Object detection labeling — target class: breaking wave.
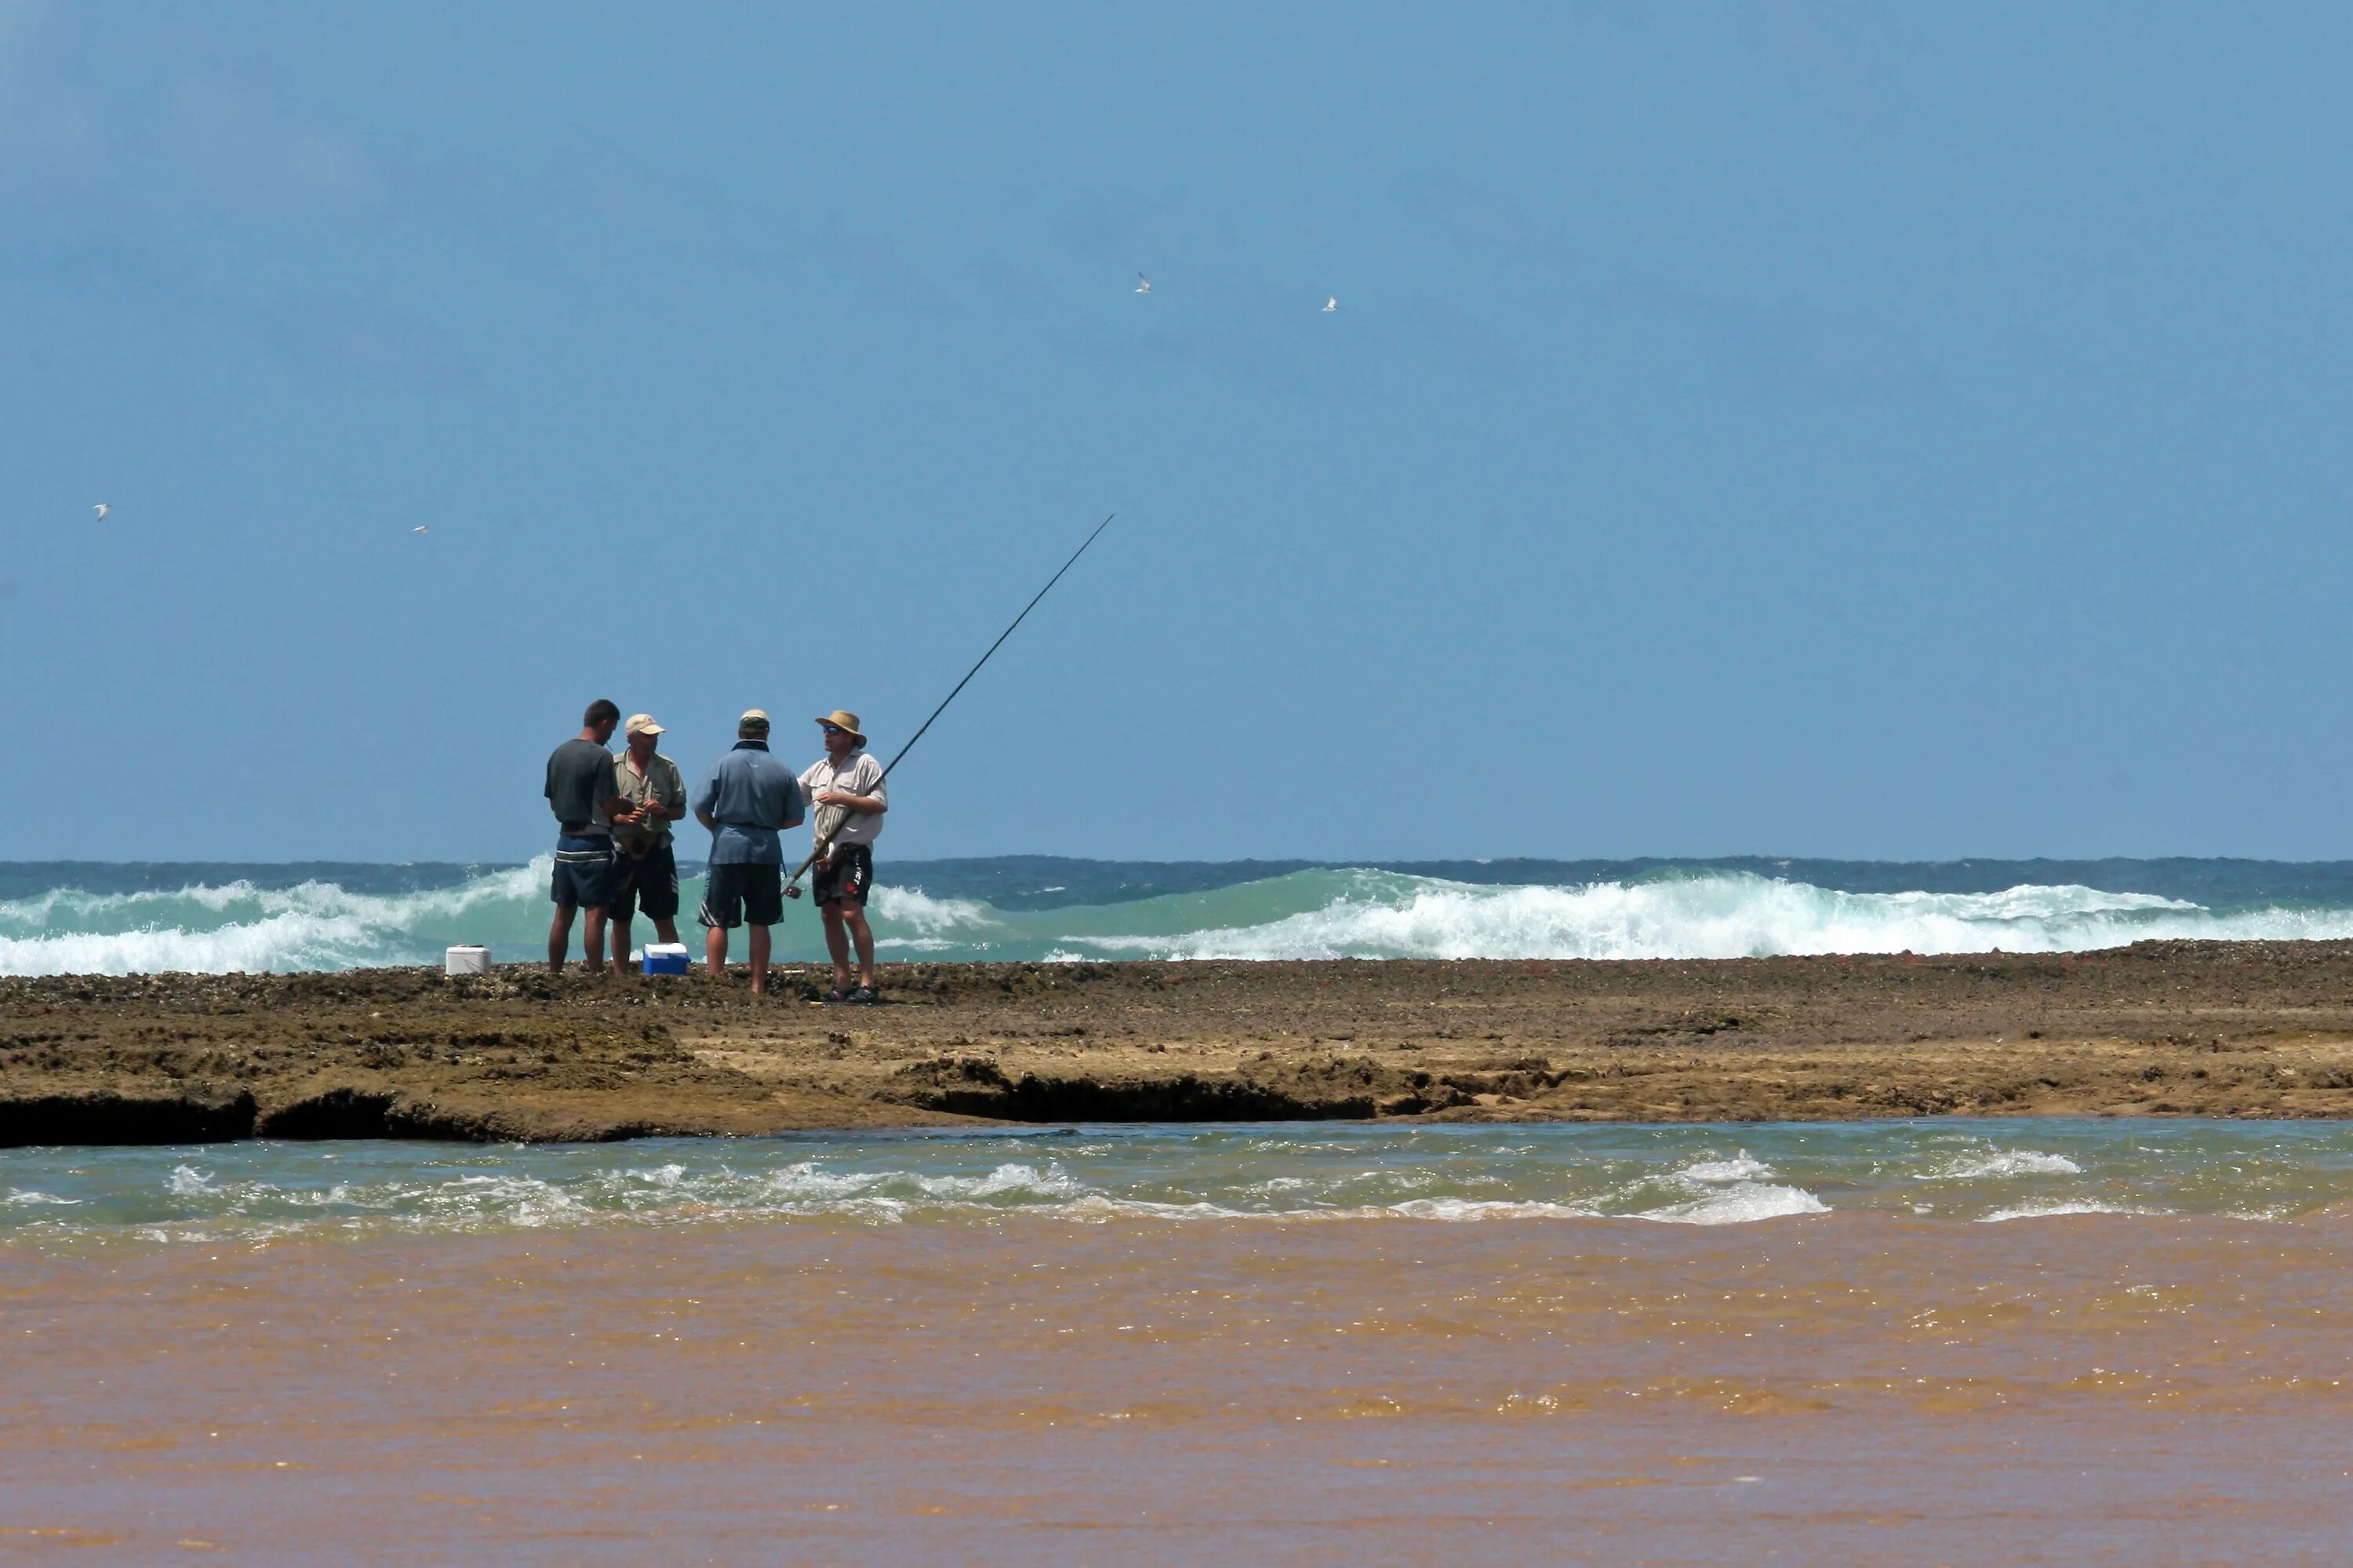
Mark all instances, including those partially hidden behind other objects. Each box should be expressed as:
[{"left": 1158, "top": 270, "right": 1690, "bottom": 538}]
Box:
[
  {"left": 6, "top": 862, "right": 2353, "bottom": 975},
  {"left": 1063, "top": 871, "right": 2353, "bottom": 962}
]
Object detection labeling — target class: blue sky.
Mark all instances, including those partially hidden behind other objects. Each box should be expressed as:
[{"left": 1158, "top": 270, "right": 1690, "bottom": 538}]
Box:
[{"left": 6, "top": 3, "right": 2351, "bottom": 862}]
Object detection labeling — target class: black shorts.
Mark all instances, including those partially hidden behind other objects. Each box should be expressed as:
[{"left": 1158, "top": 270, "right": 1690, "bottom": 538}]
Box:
[
  {"left": 550, "top": 835, "right": 616, "bottom": 909},
  {"left": 609, "top": 841, "right": 679, "bottom": 922},
  {"left": 813, "top": 843, "right": 874, "bottom": 908},
  {"left": 699, "top": 862, "right": 783, "bottom": 930}
]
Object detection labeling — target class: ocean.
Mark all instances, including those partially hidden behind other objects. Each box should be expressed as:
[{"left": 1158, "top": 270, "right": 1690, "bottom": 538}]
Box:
[{"left": 9, "top": 854, "right": 2353, "bottom": 974}]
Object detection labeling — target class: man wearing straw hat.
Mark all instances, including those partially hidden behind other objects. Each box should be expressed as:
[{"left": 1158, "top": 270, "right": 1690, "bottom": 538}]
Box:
[{"left": 799, "top": 709, "right": 889, "bottom": 1003}]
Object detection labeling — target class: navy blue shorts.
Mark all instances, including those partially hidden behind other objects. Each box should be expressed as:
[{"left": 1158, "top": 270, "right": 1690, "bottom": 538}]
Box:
[
  {"left": 551, "top": 835, "right": 617, "bottom": 910},
  {"left": 812, "top": 843, "right": 874, "bottom": 908},
  {"left": 699, "top": 862, "right": 783, "bottom": 930},
  {"left": 609, "top": 841, "right": 679, "bottom": 922}
]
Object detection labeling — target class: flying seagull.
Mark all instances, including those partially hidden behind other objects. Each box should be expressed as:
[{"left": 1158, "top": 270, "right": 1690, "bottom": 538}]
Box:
[
  {"left": 1135, "top": 272, "right": 1151, "bottom": 294},
  {"left": 1322, "top": 297, "right": 1338, "bottom": 313},
  {"left": 93, "top": 503, "right": 109, "bottom": 521}
]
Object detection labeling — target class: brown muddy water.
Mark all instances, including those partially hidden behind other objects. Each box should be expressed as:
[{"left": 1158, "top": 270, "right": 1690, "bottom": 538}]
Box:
[{"left": 5, "top": 1124, "right": 2352, "bottom": 1563}]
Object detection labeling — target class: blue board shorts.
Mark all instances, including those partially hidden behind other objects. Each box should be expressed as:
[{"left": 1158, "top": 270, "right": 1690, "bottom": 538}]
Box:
[{"left": 551, "top": 834, "right": 617, "bottom": 909}]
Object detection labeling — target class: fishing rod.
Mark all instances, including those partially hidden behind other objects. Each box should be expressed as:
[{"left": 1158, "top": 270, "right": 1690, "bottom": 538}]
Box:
[{"left": 784, "top": 511, "right": 1120, "bottom": 899}]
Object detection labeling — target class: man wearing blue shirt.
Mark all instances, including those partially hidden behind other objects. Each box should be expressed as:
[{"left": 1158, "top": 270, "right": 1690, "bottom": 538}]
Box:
[{"left": 691, "top": 709, "right": 806, "bottom": 995}]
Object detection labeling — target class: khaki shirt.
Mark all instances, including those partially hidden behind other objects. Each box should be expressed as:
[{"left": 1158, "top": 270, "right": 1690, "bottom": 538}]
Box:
[
  {"left": 798, "top": 750, "right": 887, "bottom": 849},
  {"left": 613, "top": 751, "right": 686, "bottom": 850}
]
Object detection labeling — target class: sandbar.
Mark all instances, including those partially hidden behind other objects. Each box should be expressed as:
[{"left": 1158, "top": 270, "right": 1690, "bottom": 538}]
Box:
[{"left": 9, "top": 941, "right": 2353, "bottom": 1144}]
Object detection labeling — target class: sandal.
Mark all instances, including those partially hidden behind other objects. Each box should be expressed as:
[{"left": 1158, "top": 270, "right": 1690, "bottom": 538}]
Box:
[
  {"left": 818, "top": 986, "right": 856, "bottom": 1005},
  {"left": 846, "top": 985, "right": 881, "bottom": 1006}
]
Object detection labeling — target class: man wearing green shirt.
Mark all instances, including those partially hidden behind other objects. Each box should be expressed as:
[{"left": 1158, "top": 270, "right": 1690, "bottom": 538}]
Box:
[{"left": 609, "top": 712, "right": 688, "bottom": 973}]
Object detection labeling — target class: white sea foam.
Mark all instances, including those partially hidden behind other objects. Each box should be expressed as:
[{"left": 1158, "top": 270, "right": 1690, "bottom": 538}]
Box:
[
  {"left": 1073, "top": 873, "right": 2353, "bottom": 962},
  {"left": 1377, "top": 1198, "right": 1596, "bottom": 1221},
  {"left": 416, "top": 1173, "right": 587, "bottom": 1228},
  {"left": 1631, "top": 1182, "right": 1830, "bottom": 1224},
  {"left": 1915, "top": 1150, "right": 2085, "bottom": 1181},
  {"left": 10, "top": 863, "right": 2353, "bottom": 973},
  {"left": 1678, "top": 1154, "right": 1774, "bottom": 1183},
  {"left": 760, "top": 1161, "right": 887, "bottom": 1201},
  {"left": 165, "top": 1164, "right": 215, "bottom": 1197},
  {"left": 868, "top": 886, "right": 998, "bottom": 935},
  {"left": 916, "top": 1162, "right": 1084, "bottom": 1200},
  {"left": 26, "top": 1160, "right": 1837, "bottom": 1237},
  {"left": 0, "top": 863, "right": 547, "bottom": 976},
  {"left": 1978, "top": 1199, "right": 2158, "bottom": 1223}
]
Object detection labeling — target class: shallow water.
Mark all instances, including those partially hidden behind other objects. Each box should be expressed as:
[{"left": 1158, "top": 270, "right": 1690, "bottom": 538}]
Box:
[
  {"left": 6, "top": 1123, "right": 2353, "bottom": 1561},
  {"left": 9, "top": 1119, "right": 2353, "bottom": 1242}
]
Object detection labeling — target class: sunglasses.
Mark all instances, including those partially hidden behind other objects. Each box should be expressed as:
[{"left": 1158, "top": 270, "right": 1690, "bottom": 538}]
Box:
[{"left": 821, "top": 724, "right": 847, "bottom": 735}]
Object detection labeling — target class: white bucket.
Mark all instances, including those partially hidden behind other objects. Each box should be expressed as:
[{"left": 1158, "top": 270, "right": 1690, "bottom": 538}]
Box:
[{"left": 445, "top": 944, "right": 492, "bottom": 976}]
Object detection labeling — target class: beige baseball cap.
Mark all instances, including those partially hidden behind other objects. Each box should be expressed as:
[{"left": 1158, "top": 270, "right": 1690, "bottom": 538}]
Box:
[
  {"left": 624, "top": 713, "right": 664, "bottom": 737},
  {"left": 739, "top": 708, "right": 771, "bottom": 731}
]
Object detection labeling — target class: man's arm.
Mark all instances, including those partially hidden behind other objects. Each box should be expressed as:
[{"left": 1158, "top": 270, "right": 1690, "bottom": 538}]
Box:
[
  {"left": 591, "top": 755, "right": 628, "bottom": 823},
  {"left": 811, "top": 758, "right": 886, "bottom": 814},
  {"left": 654, "top": 762, "right": 688, "bottom": 822},
  {"left": 780, "top": 775, "right": 807, "bottom": 830},
  {"left": 812, "top": 765, "right": 886, "bottom": 815}
]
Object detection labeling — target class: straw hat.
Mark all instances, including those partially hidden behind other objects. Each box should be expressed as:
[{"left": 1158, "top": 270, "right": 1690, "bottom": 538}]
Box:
[{"left": 814, "top": 709, "right": 865, "bottom": 744}]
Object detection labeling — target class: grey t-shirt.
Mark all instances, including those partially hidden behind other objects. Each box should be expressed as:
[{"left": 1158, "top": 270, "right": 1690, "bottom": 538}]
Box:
[{"left": 544, "top": 738, "right": 620, "bottom": 835}]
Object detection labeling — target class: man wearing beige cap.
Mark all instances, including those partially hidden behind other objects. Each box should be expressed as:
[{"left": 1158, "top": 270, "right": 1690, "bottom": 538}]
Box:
[
  {"left": 608, "top": 714, "right": 688, "bottom": 973},
  {"left": 798, "top": 709, "right": 888, "bottom": 1003},
  {"left": 689, "top": 709, "right": 806, "bottom": 995}
]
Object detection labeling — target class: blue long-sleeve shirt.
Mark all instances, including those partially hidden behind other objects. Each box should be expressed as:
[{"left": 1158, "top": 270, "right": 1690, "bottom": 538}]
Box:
[{"left": 692, "top": 740, "right": 806, "bottom": 865}]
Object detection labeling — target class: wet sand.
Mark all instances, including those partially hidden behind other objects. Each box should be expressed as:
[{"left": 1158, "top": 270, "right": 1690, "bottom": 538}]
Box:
[
  {"left": 12, "top": 940, "right": 2353, "bottom": 1144},
  {"left": 6, "top": 1214, "right": 2351, "bottom": 1563}
]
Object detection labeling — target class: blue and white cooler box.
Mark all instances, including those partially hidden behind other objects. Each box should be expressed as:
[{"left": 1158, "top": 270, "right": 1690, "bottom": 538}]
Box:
[{"left": 641, "top": 942, "right": 691, "bottom": 976}]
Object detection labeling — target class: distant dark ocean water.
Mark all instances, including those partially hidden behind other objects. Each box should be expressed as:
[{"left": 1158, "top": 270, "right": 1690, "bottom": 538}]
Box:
[{"left": 6, "top": 857, "right": 2353, "bottom": 975}]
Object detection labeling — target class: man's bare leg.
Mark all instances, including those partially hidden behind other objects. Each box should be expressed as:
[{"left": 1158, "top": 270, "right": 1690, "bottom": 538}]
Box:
[
  {"left": 582, "top": 908, "right": 609, "bottom": 975},
  {"left": 821, "top": 905, "right": 852, "bottom": 994},
  {"left": 842, "top": 904, "right": 878, "bottom": 991},
  {"left": 705, "top": 925, "right": 728, "bottom": 975},
  {"left": 653, "top": 917, "right": 682, "bottom": 947},
  {"left": 609, "top": 915, "right": 634, "bottom": 974},
  {"left": 748, "top": 925, "right": 771, "bottom": 995},
  {"left": 547, "top": 904, "right": 577, "bottom": 973}
]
